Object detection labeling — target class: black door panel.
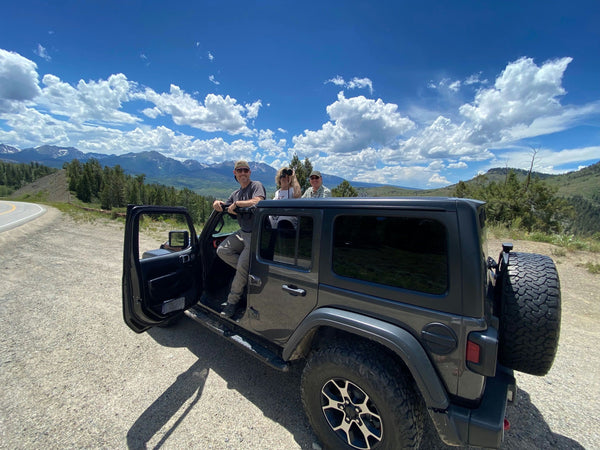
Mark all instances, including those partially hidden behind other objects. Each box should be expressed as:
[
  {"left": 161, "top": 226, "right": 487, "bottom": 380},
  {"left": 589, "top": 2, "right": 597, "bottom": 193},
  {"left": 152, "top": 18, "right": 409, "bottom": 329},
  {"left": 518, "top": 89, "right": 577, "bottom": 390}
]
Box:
[{"left": 122, "top": 205, "right": 201, "bottom": 332}]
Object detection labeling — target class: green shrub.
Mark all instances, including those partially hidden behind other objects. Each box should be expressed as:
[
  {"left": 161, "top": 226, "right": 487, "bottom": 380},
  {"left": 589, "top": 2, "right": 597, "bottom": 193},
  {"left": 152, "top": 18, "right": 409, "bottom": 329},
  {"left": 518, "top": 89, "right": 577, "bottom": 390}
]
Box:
[{"left": 582, "top": 262, "right": 600, "bottom": 274}]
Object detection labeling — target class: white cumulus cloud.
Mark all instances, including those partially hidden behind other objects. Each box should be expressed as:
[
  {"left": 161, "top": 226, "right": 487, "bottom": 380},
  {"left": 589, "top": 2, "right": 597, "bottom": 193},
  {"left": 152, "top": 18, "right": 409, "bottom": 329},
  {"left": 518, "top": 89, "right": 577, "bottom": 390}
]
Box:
[
  {"left": 292, "top": 91, "right": 414, "bottom": 155},
  {"left": 139, "top": 85, "right": 257, "bottom": 136},
  {"left": 257, "top": 129, "right": 286, "bottom": 157},
  {"left": 38, "top": 73, "right": 141, "bottom": 125},
  {"left": 0, "top": 49, "right": 42, "bottom": 110},
  {"left": 459, "top": 57, "right": 573, "bottom": 143}
]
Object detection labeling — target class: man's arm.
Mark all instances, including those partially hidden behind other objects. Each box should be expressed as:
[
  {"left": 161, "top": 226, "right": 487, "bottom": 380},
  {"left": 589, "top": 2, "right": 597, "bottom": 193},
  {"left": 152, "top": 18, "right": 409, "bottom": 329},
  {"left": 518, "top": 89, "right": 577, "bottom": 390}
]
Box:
[
  {"left": 228, "top": 181, "right": 265, "bottom": 213},
  {"left": 233, "top": 196, "right": 263, "bottom": 208}
]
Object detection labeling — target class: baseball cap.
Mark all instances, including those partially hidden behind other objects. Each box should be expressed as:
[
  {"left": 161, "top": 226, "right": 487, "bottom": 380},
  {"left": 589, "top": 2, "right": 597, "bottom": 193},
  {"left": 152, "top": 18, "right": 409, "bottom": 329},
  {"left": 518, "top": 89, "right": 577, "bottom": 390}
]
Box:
[
  {"left": 309, "top": 170, "right": 321, "bottom": 177},
  {"left": 234, "top": 160, "right": 250, "bottom": 170}
]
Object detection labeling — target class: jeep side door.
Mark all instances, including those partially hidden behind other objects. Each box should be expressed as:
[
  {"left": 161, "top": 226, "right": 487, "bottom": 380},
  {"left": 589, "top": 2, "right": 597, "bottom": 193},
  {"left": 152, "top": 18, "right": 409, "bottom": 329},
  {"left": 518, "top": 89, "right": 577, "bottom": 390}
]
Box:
[
  {"left": 244, "top": 208, "right": 319, "bottom": 345},
  {"left": 122, "top": 205, "right": 201, "bottom": 333}
]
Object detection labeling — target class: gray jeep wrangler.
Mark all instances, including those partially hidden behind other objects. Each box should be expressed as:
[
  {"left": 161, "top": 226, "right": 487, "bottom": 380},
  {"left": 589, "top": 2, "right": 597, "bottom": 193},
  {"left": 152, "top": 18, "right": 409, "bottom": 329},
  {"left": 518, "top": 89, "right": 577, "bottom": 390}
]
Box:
[{"left": 122, "top": 197, "right": 561, "bottom": 449}]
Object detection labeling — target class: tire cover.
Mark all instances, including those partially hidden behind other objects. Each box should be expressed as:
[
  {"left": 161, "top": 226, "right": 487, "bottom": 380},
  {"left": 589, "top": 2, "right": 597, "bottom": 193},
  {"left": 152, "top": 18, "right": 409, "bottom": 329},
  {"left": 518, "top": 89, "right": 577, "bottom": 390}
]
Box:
[{"left": 498, "top": 252, "right": 561, "bottom": 376}]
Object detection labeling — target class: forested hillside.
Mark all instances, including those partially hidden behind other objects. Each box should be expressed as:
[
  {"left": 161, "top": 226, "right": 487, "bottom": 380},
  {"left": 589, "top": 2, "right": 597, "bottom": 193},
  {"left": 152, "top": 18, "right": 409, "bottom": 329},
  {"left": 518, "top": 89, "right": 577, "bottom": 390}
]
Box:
[
  {"left": 0, "top": 161, "right": 57, "bottom": 197},
  {"left": 61, "top": 159, "right": 216, "bottom": 224},
  {"left": 360, "top": 162, "right": 600, "bottom": 236}
]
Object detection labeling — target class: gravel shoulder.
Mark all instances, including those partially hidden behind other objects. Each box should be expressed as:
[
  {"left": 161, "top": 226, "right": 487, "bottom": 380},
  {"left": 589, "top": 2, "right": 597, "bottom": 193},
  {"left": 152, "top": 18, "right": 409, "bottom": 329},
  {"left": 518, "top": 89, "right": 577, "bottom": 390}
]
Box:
[{"left": 0, "top": 207, "right": 598, "bottom": 449}]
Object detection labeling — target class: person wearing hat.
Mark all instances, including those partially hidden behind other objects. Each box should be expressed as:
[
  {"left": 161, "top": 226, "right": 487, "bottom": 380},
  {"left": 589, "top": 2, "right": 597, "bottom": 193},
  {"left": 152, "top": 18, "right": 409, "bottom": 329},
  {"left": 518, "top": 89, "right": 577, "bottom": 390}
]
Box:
[
  {"left": 212, "top": 160, "right": 266, "bottom": 318},
  {"left": 302, "top": 170, "right": 331, "bottom": 198}
]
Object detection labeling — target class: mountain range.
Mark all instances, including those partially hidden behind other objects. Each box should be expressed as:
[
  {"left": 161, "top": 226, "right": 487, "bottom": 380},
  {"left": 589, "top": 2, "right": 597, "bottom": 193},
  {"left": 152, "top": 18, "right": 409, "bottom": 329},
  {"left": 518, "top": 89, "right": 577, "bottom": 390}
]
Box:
[
  {"left": 0, "top": 143, "right": 387, "bottom": 196},
  {"left": 3, "top": 143, "right": 598, "bottom": 201}
]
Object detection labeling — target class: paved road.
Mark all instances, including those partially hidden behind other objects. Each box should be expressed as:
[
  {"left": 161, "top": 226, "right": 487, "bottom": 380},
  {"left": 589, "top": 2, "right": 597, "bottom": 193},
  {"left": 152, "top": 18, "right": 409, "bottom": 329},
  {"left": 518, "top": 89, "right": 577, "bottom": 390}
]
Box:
[
  {"left": 0, "top": 200, "right": 46, "bottom": 232},
  {"left": 0, "top": 207, "right": 594, "bottom": 449}
]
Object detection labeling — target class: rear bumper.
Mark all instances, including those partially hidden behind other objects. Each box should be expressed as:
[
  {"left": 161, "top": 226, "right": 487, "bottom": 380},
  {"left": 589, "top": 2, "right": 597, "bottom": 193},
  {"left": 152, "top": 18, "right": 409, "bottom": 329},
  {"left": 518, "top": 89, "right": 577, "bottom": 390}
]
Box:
[{"left": 429, "top": 366, "right": 516, "bottom": 448}]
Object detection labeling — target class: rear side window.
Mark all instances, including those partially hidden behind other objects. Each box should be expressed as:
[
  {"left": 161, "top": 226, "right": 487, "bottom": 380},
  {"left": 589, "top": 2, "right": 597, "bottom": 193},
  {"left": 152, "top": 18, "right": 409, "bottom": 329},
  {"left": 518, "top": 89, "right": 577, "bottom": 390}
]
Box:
[
  {"left": 332, "top": 215, "right": 448, "bottom": 294},
  {"left": 259, "top": 215, "right": 313, "bottom": 269}
]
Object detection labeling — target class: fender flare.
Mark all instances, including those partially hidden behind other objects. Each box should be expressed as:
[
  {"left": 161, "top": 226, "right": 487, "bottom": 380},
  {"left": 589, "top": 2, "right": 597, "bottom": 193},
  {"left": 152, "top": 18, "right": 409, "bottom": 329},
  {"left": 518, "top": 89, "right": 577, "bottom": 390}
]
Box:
[{"left": 283, "top": 307, "right": 450, "bottom": 410}]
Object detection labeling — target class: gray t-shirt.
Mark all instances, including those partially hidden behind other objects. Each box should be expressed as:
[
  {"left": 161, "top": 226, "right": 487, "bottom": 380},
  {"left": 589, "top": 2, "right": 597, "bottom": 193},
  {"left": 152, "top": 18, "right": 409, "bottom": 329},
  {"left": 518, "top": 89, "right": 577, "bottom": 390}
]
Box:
[{"left": 226, "top": 180, "right": 266, "bottom": 232}]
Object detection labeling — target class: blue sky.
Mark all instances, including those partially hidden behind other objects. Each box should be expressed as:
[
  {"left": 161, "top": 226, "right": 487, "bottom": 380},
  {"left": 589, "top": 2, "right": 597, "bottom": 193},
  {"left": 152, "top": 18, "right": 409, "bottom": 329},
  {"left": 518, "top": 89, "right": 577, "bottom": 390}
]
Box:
[{"left": 1, "top": 1, "right": 599, "bottom": 188}]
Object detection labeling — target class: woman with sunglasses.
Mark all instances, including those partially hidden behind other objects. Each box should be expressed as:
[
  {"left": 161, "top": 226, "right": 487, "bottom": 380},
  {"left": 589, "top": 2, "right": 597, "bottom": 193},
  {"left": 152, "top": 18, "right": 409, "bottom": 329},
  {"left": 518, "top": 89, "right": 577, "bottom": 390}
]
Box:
[
  {"left": 269, "top": 167, "right": 301, "bottom": 230},
  {"left": 274, "top": 167, "right": 301, "bottom": 200}
]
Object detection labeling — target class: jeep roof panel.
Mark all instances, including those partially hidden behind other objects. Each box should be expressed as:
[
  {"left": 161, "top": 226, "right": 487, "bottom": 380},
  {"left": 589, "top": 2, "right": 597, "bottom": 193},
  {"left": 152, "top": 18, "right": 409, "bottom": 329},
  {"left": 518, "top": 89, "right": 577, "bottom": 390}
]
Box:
[{"left": 258, "top": 196, "right": 484, "bottom": 211}]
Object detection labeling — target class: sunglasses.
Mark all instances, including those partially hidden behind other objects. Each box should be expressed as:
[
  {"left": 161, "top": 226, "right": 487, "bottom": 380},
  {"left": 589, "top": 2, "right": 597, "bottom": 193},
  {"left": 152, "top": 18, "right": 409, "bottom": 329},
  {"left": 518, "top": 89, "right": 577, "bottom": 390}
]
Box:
[
  {"left": 235, "top": 168, "right": 250, "bottom": 173},
  {"left": 310, "top": 176, "right": 320, "bottom": 180}
]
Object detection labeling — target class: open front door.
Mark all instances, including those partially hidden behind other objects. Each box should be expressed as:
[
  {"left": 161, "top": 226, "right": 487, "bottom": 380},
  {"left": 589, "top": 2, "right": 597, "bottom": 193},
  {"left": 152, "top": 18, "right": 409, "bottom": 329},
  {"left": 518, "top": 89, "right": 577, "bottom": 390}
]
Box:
[{"left": 122, "top": 205, "right": 201, "bottom": 333}]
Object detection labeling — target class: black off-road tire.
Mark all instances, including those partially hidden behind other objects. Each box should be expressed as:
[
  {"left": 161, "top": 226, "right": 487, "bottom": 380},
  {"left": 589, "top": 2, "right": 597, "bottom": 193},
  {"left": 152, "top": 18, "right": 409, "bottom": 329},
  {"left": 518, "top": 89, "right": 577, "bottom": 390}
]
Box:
[
  {"left": 498, "top": 252, "right": 561, "bottom": 375},
  {"left": 301, "top": 343, "right": 424, "bottom": 449}
]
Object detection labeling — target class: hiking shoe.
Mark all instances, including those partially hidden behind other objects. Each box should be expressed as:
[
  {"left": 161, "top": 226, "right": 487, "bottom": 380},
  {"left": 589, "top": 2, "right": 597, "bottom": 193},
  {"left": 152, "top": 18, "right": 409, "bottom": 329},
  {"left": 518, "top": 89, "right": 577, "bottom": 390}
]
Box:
[{"left": 220, "top": 302, "right": 237, "bottom": 318}]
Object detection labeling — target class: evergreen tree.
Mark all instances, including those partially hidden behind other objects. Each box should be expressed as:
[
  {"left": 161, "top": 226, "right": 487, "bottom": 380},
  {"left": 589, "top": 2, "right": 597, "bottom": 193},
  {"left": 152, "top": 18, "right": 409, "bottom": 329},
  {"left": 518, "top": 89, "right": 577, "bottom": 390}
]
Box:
[
  {"left": 452, "top": 170, "right": 572, "bottom": 233},
  {"left": 454, "top": 181, "right": 468, "bottom": 198},
  {"left": 332, "top": 180, "right": 358, "bottom": 197},
  {"left": 76, "top": 171, "right": 92, "bottom": 203},
  {"left": 64, "top": 160, "right": 83, "bottom": 192},
  {"left": 290, "top": 153, "right": 313, "bottom": 193},
  {"left": 126, "top": 178, "right": 140, "bottom": 205},
  {"left": 0, "top": 161, "right": 56, "bottom": 192}
]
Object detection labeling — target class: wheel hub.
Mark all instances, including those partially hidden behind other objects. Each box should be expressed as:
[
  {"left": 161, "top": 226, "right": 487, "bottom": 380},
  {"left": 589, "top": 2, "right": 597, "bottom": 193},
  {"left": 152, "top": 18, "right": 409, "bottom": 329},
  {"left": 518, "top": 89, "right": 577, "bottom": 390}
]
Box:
[
  {"left": 341, "top": 399, "right": 361, "bottom": 422},
  {"left": 321, "top": 378, "right": 382, "bottom": 449}
]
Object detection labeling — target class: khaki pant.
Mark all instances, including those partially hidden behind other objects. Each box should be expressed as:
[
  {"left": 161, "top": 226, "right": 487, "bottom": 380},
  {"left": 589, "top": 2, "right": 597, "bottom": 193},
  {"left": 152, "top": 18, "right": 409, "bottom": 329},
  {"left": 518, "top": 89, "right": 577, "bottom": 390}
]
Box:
[{"left": 216, "top": 230, "right": 251, "bottom": 305}]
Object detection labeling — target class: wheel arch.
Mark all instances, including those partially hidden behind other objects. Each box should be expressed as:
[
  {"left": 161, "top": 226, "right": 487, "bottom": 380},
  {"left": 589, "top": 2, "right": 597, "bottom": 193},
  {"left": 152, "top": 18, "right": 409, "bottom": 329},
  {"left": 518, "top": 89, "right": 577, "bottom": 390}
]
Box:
[{"left": 283, "top": 307, "right": 450, "bottom": 410}]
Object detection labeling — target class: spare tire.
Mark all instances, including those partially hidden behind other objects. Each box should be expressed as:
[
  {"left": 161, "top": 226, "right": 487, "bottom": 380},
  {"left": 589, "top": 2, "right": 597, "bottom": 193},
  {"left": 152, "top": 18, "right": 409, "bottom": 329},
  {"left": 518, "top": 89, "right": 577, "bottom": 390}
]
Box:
[{"left": 498, "top": 252, "right": 561, "bottom": 376}]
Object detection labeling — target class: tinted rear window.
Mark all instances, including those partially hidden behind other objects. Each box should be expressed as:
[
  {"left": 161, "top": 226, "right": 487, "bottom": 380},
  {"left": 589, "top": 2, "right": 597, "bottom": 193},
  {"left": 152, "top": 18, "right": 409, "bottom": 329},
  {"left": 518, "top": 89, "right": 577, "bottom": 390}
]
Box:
[{"left": 332, "top": 215, "right": 448, "bottom": 294}]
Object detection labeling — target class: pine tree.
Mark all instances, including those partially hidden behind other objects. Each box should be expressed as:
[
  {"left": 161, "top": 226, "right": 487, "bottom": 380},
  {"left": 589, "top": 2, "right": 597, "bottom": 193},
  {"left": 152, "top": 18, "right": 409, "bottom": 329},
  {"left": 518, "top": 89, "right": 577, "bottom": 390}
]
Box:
[
  {"left": 290, "top": 153, "right": 313, "bottom": 193},
  {"left": 332, "top": 180, "right": 358, "bottom": 197}
]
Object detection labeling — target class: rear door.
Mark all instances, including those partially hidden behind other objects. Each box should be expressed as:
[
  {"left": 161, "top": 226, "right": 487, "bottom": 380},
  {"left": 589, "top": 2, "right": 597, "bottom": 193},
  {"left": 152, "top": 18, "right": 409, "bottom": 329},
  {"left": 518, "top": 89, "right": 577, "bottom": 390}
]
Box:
[
  {"left": 245, "top": 209, "right": 320, "bottom": 345},
  {"left": 122, "top": 205, "right": 201, "bottom": 332}
]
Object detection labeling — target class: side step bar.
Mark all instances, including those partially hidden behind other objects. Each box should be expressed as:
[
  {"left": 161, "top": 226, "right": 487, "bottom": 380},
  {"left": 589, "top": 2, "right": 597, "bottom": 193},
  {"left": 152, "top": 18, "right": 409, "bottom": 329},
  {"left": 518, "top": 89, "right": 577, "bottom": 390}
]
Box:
[{"left": 184, "top": 306, "right": 289, "bottom": 372}]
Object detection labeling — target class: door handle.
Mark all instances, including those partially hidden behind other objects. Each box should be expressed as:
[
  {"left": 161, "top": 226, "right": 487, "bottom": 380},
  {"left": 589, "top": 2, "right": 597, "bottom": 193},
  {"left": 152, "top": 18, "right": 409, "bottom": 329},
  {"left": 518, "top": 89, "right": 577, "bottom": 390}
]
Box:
[
  {"left": 249, "top": 274, "right": 262, "bottom": 287},
  {"left": 282, "top": 284, "right": 306, "bottom": 297}
]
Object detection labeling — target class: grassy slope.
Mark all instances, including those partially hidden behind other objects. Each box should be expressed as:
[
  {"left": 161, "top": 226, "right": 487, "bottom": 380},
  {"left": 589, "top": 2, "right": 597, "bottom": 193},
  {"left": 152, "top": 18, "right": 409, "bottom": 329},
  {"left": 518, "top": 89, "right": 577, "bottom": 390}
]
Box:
[
  {"left": 7, "top": 169, "right": 71, "bottom": 203},
  {"left": 359, "top": 161, "right": 600, "bottom": 200}
]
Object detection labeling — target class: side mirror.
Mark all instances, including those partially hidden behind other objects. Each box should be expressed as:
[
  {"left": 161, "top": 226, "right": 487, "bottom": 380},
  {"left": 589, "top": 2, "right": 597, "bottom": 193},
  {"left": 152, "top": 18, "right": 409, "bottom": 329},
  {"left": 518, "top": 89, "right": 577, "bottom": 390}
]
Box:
[{"left": 169, "top": 230, "right": 189, "bottom": 249}]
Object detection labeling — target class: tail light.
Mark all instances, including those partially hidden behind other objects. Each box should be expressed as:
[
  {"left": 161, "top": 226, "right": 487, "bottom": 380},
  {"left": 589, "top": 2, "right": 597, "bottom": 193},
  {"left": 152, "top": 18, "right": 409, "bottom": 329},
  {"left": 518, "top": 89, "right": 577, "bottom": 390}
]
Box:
[
  {"left": 467, "top": 340, "right": 481, "bottom": 364},
  {"left": 466, "top": 328, "right": 498, "bottom": 376}
]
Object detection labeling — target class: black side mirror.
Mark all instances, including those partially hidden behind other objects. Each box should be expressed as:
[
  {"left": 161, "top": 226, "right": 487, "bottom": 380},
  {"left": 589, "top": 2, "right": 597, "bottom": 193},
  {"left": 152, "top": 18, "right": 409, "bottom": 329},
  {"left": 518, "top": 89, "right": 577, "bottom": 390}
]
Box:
[{"left": 169, "top": 230, "right": 189, "bottom": 249}]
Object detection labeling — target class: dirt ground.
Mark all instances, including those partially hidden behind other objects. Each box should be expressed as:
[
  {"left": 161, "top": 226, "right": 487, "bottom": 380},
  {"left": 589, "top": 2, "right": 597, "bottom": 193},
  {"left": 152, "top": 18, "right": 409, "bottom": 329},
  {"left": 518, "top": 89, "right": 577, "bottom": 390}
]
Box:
[
  {"left": 0, "top": 206, "right": 598, "bottom": 449},
  {"left": 486, "top": 237, "right": 599, "bottom": 449}
]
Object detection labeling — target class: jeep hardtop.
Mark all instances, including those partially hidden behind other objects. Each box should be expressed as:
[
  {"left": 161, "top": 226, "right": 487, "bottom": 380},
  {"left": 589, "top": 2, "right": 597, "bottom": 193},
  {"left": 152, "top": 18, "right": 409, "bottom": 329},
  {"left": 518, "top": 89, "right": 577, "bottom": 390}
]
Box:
[{"left": 122, "top": 197, "right": 561, "bottom": 449}]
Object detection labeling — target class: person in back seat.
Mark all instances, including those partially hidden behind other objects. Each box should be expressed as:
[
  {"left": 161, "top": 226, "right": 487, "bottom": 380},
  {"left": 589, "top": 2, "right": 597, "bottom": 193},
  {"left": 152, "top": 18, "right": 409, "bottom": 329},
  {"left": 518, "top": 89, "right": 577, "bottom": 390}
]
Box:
[
  {"left": 270, "top": 167, "right": 301, "bottom": 230},
  {"left": 274, "top": 167, "right": 301, "bottom": 200},
  {"left": 301, "top": 170, "right": 331, "bottom": 198}
]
